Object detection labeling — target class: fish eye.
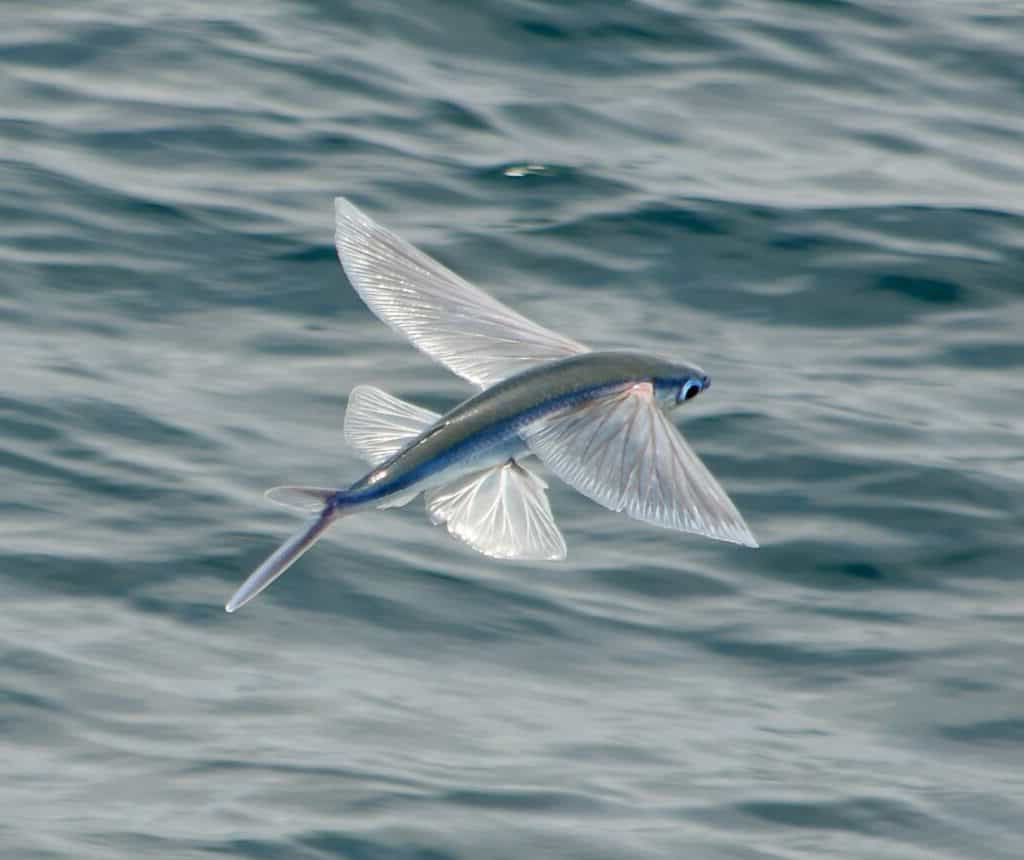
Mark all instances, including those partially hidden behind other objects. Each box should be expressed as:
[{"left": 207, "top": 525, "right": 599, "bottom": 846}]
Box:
[{"left": 678, "top": 380, "right": 702, "bottom": 403}]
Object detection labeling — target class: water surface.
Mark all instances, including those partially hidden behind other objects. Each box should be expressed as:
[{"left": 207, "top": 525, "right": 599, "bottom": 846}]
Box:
[{"left": 2, "top": 2, "right": 1023, "bottom": 858}]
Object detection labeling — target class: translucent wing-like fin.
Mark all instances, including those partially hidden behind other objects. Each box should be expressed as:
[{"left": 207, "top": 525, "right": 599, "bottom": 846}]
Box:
[
  {"left": 335, "top": 197, "right": 589, "bottom": 389},
  {"left": 522, "top": 383, "right": 758, "bottom": 547},
  {"left": 424, "top": 459, "right": 567, "bottom": 561},
  {"left": 344, "top": 385, "right": 439, "bottom": 465},
  {"left": 265, "top": 486, "right": 339, "bottom": 512}
]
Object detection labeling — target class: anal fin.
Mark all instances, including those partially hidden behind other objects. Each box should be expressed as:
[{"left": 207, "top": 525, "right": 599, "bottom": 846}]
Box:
[
  {"left": 377, "top": 488, "right": 420, "bottom": 509},
  {"left": 425, "top": 459, "right": 567, "bottom": 561}
]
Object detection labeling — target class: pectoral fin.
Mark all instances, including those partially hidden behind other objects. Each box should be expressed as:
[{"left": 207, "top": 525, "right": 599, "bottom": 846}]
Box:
[
  {"left": 425, "top": 459, "right": 567, "bottom": 561},
  {"left": 521, "top": 383, "right": 758, "bottom": 547},
  {"left": 335, "top": 197, "right": 589, "bottom": 389}
]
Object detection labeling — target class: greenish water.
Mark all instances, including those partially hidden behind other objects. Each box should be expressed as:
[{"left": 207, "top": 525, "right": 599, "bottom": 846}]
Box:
[{"left": 2, "top": 2, "right": 1023, "bottom": 858}]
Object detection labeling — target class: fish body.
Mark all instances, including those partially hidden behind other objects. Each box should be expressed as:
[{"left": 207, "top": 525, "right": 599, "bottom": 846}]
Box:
[
  {"left": 343, "top": 351, "right": 705, "bottom": 508},
  {"left": 224, "top": 198, "right": 756, "bottom": 613}
]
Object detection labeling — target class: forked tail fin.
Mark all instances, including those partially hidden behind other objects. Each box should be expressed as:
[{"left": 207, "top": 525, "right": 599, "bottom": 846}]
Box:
[{"left": 225, "top": 507, "right": 339, "bottom": 613}]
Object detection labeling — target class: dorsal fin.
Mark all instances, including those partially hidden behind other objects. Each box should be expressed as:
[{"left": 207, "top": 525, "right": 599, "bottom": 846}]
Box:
[{"left": 343, "top": 385, "right": 439, "bottom": 465}]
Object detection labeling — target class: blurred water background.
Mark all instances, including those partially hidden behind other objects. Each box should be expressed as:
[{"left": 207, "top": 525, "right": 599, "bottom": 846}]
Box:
[{"left": 2, "top": 1, "right": 1024, "bottom": 858}]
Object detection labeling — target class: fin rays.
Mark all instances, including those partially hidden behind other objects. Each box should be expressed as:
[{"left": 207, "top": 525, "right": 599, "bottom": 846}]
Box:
[
  {"left": 523, "top": 384, "right": 758, "bottom": 547},
  {"left": 426, "top": 460, "right": 566, "bottom": 561},
  {"left": 335, "top": 197, "right": 588, "bottom": 389},
  {"left": 344, "top": 384, "right": 438, "bottom": 465}
]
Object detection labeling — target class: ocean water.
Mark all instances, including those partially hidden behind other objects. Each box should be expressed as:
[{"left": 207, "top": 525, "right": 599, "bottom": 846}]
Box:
[{"left": 2, "top": 1, "right": 1023, "bottom": 857}]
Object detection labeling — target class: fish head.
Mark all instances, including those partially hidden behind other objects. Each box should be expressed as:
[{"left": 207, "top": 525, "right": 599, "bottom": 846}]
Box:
[{"left": 652, "top": 361, "right": 710, "bottom": 411}]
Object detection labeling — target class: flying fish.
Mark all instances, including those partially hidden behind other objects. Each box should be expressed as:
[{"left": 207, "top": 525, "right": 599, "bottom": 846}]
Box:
[{"left": 225, "top": 198, "right": 757, "bottom": 612}]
